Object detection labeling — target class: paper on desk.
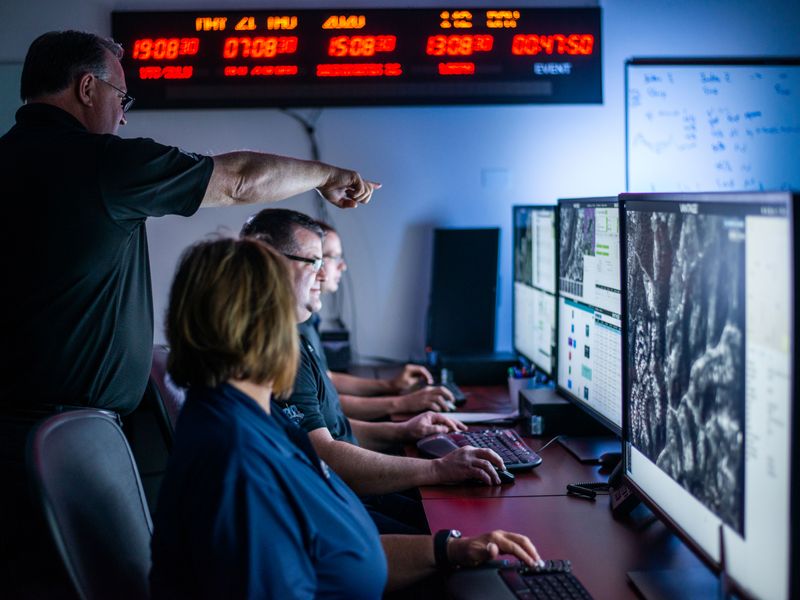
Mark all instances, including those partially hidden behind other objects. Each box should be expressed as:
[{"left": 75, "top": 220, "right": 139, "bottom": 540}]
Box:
[{"left": 449, "top": 410, "right": 519, "bottom": 424}]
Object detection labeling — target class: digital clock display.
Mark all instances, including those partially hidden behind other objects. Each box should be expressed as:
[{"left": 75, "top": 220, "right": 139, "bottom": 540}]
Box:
[{"left": 111, "top": 8, "right": 602, "bottom": 109}]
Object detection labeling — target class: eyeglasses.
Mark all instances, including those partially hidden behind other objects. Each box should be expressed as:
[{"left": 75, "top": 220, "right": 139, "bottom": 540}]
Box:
[
  {"left": 323, "top": 254, "right": 345, "bottom": 266},
  {"left": 97, "top": 78, "right": 135, "bottom": 113},
  {"left": 283, "top": 253, "right": 324, "bottom": 272}
]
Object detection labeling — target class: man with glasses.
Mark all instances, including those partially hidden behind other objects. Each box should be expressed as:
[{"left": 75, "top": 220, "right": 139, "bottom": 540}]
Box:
[
  {"left": 304, "top": 220, "right": 458, "bottom": 419},
  {"left": 241, "top": 209, "right": 508, "bottom": 534},
  {"left": 0, "top": 30, "right": 378, "bottom": 417}
]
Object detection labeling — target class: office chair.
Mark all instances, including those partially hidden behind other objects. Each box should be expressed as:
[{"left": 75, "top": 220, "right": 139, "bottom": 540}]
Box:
[
  {"left": 27, "top": 409, "right": 153, "bottom": 600},
  {"left": 150, "top": 344, "right": 186, "bottom": 431}
]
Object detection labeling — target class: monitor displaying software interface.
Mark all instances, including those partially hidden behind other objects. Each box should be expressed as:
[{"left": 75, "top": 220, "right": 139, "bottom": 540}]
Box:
[
  {"left": 513, "top": 206, "right": 557, "bottom": 376},
  {"left": 622, "top": 192, "right": 794, "bottom": 600},
  {"left": 556, "top": 198, "right": 623, "bottom": 433}
]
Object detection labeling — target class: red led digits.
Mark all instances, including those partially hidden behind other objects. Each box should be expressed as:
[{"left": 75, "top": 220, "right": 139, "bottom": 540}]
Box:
[
  {"left": 328, "top": 35, "right": 396, "bottom": 57},
  {"left": 224, "top": 65, "right": 298, "bottom": 77},
  {"left": 222, "top": 37, "right": 298, "bottom": 59},
  {"left": 425, "top": 35, "right": 493, "bottom": 56},
  {"left": 117, "top": 8, "right": 602, "bottom": 107},
  {"left": 438, "top": 62, "right": 475, "bottom": 75},
  {"left": 511, "top": 34, "right": 594, "bottom": 56},
  {"left": 316, "top": 63, "right": 402, "bottom": 77},
  {"left": 250, "top": 65, "right": 298, "bottom": 76},
  {"left": 132, "top": 38, "right": 200, "bottom": 60},
  {"left": 139, "top": 66, "right": 194, "bottom": 79}
]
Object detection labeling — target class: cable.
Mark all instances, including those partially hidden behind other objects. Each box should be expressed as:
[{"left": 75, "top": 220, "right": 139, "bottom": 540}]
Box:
[
  {"left": 343, "top": 263, "right": 358, "bottom": 360},
  {"left": 279, "top": 108, "right": 328, "bottom": 220},
  {"left": 281, "top": 108, "right": 356, "bottom": 328},
  {"left": 535, "top": 435, "right": 562, "bottom": 454}
]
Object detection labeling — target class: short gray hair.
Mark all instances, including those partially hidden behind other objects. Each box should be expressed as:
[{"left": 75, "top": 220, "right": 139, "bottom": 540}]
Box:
[{"left": 21, "top": 30, "right": 123, "bottom": 101}]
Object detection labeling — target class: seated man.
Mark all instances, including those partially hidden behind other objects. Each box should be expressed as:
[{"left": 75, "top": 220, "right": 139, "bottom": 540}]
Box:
[
  {"left": 303, "top": 220, "right": 457, "bottom": 420},
  {"left": 240, "top": 209, "right": 507, "bottom": 502}
]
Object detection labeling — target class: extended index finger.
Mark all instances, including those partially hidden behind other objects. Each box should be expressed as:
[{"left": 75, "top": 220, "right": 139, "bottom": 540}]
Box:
[{"left": 350, "top": 179, "right": 380, "bottom": 204}]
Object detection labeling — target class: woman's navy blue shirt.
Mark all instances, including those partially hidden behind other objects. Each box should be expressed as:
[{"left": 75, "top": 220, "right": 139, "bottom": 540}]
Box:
[{"left": 150, "top": 383, "right": 387, "bottom": 599}]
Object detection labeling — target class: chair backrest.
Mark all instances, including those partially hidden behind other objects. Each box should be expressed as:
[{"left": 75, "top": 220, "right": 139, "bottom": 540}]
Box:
[
  {"left": 27, "top": 409, "right": 153, "bottom": 600},
  {"left": 150, "top": 345, "right": 186, "bottom": 431}
]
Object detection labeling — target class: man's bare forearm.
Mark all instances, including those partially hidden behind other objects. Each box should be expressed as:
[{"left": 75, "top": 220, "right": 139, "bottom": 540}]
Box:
[
  {"left": 339, "top": 393, "right": 403, "bottom": 421},
  {"left": 330, "top": 371, "right": 394, "bottom": 396},
  {"left": 203, "top": 152, "right": 334, "bottom": 207},
  {"left": 311, "top": 436, "right": 439, "bottom": 496},
  {"left": 349, "top": 418, "right": 407, "bottom": 451}
]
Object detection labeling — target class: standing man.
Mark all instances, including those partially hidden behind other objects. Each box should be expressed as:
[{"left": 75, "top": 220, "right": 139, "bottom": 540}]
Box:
[
  {"left": 305, "top": 220, "right": 458, "bottom": 419},
  {"left": 0, "top": 31, "right": 378, "bottom": 415}
]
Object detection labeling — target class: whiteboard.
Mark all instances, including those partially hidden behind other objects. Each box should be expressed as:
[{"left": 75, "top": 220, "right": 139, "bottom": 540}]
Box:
[{"left": 626, "top": 60, "right": 800, "bottom": 193}]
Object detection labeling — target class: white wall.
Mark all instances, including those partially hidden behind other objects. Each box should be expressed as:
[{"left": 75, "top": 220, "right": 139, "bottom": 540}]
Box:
[{"left": 2, "top": 0, "right": 798, "bottom": 361}]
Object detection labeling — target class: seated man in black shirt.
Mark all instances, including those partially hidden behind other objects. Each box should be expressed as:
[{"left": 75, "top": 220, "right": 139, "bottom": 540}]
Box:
[
  {"left": 240, "top": 209, "right": 508, "bottom": 502},
  {"left": 300, "top": 220, "right": 458, "bottom": 420}
]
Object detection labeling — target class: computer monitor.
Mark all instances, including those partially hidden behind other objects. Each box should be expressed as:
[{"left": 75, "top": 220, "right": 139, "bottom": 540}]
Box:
[
  {"left": 556, "top": 197, "right": 623, "bottom": 435},
  {"left": 512, "top": 205, "right": 557, "bottom": 377},
  {"left": 621, "top": 191, "right": 797, "bottom": 600}
]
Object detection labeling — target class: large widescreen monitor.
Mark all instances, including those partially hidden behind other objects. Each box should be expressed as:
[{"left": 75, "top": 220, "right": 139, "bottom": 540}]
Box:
[
  {"left": 621, "top": 191, "right": 797, "bottom": 600},
  {"left": 513, "top": 205, "right": 557, "bottom": 377},
  {"left": 556, "top": 197, "right": 622, "bottom": 435},
  {"left": 626, "top": 58, "right": 800, "bottom": 193}
]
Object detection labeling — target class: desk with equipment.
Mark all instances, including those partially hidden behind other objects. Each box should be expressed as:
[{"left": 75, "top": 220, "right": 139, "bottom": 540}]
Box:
[
  {"left": 404, "top": 191, "right": 798, "bottom": 600},
  {"left": 409, "top": 383, "right": 708, "bottom": 600}
]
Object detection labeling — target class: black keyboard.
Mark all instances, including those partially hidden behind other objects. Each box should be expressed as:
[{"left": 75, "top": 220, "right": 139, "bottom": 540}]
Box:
[
  {"left": 501, "top": 560, "right": 593, "bottom": 600},
  {"left": 417, "top": 428, "right": 542, "bottom": 471}
]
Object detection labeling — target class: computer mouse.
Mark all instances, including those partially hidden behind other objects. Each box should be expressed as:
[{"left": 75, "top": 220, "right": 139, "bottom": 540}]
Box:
[
  {"left": 463, "top": 467, "right": 515, "bottom": 486},
  {"left": 495, "top": 468, "right": 515, "bottom": 484},
  {"left": 597, "top": 452, "right": 621, "bottom": 468}
]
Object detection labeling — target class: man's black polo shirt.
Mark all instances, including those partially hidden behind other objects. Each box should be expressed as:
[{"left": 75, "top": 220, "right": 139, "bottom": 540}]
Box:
[
  {"left": 0, "top": 104, "right": 213, "bottom": 414},
  {"left": 281, "top": 331, "right": 357, "bottom": 445}
]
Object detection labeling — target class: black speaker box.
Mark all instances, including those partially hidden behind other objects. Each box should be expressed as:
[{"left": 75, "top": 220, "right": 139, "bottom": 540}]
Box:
[
  {"left": 426, "top": 228, "right": 499, "bottom": 354},
  {"left": 438, "top": 351, "right": 517, "bottom": 385}
]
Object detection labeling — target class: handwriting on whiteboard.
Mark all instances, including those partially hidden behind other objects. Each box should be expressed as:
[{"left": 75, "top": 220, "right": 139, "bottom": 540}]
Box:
[{"left": 627, "top": 64, "right": 800, "bottom": 192}]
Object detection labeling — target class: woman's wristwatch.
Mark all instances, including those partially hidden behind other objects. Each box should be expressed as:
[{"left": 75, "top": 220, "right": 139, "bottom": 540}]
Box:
[{"left": 434, "top": 529, "right": 462, "bottom": 569}]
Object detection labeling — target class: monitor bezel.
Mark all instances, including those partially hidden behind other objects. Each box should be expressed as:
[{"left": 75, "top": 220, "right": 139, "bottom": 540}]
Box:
[
  {"left": 619, "top": 190, "right": 799, "bottom": 599},
  {"left": 512, "top": 204, "right": 557, "bottom": 378},
  {"left": 555, "top": 196, "right": 622, "bottom": 436}
]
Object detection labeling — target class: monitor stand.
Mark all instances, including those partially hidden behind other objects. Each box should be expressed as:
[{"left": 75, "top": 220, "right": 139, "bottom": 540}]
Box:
[
  {"left": 627, "top": 568, "right": 721, "bottom": 600},
  {"left": 558, "top": 435, "right": 620, "bottom": 464},
  {"left": 629, "top": 509, "right": 731, "bottom": 600}
]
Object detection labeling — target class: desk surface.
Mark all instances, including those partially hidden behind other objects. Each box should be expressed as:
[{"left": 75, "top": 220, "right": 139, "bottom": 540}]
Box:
[
  {"left": 414, "top": 439, "right": 610, "bottom": 499},
  {"left": 406, "top": 383, "right": 711, "bottom": 600},
  {"left": 425, "top": 495, "right": 706, "bottom": 599}
]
